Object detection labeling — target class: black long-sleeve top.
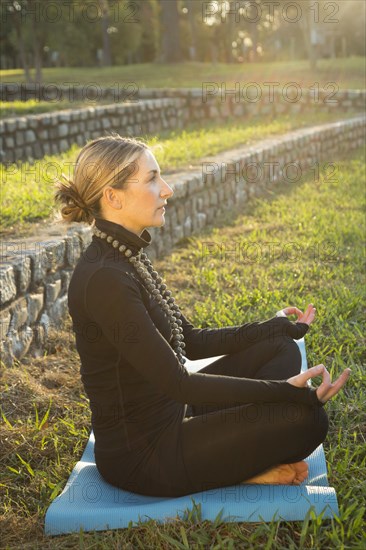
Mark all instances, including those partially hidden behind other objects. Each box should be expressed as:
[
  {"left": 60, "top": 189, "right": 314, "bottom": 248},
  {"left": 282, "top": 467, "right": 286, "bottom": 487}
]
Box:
[{"left": 68, "top": 218, "right": 320, "bottom": 483}]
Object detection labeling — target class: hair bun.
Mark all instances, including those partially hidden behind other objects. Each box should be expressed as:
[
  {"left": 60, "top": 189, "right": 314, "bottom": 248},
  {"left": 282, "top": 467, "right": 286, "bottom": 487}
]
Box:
[{"left": 55, "top": 173, "right": 93, "bottom": 223}]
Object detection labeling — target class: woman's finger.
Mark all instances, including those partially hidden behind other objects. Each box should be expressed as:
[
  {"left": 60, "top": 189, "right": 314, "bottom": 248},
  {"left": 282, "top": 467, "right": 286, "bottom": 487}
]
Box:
[
  {"left": 287, "top": 364, "right": 325, "bottom": 388},
  {"left": 283, "top": 307, "right": 303, "bottom": 317},
  {"left": 317, "top": 369, "right": 351, "bottom": 403},
  {"left": 297, "top": 304, "right": 316, "bottom": 325},
  {"left": 316, "top": 365, "right": 332, "bottom": 400}
]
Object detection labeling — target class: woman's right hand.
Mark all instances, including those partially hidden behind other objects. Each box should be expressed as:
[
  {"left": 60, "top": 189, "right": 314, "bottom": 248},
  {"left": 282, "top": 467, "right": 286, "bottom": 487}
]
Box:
[{"left": 287, "top": 364, "right": 351, "bottom": 404}]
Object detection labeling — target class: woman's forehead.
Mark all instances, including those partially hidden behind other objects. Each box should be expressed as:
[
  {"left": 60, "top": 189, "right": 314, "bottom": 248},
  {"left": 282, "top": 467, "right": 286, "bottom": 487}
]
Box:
[{"left": 139, "top": 149, "right": 160, "bottom": 171}]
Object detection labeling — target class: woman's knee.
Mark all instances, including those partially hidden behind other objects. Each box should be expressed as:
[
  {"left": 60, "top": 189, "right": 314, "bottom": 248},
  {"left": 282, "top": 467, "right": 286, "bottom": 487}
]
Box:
[
  {"left": 260, "top": 336, "right": 302, "bottom": 379},
  {"left": 312, "top": 405, "right": 329, "bottom": 443},
  {"left": 282, "top": 338, "right": 302, "bottom": 374},
  {"left": 287, "top": 403, "right": 329, "bottom": 446}
]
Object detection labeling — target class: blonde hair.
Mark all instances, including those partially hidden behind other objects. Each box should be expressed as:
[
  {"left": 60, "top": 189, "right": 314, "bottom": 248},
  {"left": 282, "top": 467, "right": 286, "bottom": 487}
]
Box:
[{"left": 55, "top": 134, "right": 149, "bottom": 224}]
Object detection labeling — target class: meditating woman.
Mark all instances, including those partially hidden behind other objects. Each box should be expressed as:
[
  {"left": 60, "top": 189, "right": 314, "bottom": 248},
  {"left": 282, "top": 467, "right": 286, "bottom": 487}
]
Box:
[{"left": 56, "top": 135, "right": 350, "bottom": 497}]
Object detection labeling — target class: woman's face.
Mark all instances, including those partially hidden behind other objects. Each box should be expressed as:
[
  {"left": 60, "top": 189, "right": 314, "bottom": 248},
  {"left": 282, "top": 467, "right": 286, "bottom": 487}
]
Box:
[{"left": 107, "top": 149, "right": 174, "bottom": 236}]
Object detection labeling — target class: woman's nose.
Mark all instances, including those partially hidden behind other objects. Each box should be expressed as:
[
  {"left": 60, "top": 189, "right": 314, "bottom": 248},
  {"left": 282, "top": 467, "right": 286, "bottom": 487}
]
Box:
[{"left": 161, "top": 178, "right": 174, "bottom": 198}]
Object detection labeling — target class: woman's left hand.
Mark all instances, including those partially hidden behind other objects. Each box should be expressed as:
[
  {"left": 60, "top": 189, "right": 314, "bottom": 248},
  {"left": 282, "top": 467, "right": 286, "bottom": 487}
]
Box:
[{"left": 280, "top": 304, "right": 316, "bottom": 326}]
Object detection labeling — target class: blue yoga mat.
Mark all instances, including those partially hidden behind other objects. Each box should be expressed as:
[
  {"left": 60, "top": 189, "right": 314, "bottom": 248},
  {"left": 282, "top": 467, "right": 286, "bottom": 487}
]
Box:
[{"left": 44, "top": 338, "right": 339, "bottom": 535}]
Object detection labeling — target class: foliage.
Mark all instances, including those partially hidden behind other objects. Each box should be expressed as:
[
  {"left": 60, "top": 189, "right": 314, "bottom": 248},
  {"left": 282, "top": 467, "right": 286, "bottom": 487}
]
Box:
[
  {"left": 1, "top": 147, "right": 365, "bottom": 548},
  {"left": 1, "top": 0, "right": 365, "bottom": 79}
]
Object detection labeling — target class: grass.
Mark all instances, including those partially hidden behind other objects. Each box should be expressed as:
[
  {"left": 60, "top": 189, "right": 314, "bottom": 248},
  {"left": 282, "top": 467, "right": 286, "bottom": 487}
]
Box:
[
  {"left": 1, "top": 146, "right": 365, "bottom": 549},
  {"left": 0, "top": 109, "right": 360, "bottom": 235},
  {"left": 1, "top": 58, "right": 364, "bottom": 118},
  {"left": 0, "top": 99, "right": 116, "bottom": 119},
  {"left": 1, "top": 58, "right": 365, "bottom": 90}
]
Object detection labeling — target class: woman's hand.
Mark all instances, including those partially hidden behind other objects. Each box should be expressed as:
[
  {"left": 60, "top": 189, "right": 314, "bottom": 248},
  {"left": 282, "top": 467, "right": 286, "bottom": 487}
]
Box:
[
  {"left": 287, "top": 364, "right": 351, "bottom": 404},
  {"left": 278, "top": 304, "right": 316, "bottom": 326}
]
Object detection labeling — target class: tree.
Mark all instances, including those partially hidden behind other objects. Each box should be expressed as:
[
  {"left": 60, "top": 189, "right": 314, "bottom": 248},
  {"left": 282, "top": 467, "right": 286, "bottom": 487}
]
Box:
[
  {"left": 158, "top": 0, "right": 181, "bottom": 63},
  {"left": 99, "top": 0, "right": 112, "bottom": 66},
  {"left": 6, "top": 0, "right": 35, "bottom": 83}
]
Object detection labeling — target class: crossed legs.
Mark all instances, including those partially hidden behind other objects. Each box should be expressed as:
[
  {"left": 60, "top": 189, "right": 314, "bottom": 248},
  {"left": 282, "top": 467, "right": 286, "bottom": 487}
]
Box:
[{"left": 181, "top": 336, "right": 328, "bottom": 493}]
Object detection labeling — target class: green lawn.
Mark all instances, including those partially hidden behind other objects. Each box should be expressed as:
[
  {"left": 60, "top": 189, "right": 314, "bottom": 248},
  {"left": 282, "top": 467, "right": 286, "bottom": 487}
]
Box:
[
  {"left": 0, "top": 110, "right": 359, "bottom": 234},
  {"left": 1, "top": 58, "right": 364, "bottom": 90},
  {"left": 1, "top": 146, "right": 365, "bottom": 549},
  {"left": 0, "top": 99, "right": 116, "bottom": 119}
]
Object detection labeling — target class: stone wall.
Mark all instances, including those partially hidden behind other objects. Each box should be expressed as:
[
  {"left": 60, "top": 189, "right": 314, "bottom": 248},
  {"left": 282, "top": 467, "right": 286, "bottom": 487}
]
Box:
[
  {"left": 1, "top": 115, "right": 364, "bottom": 367},
  {"left": 1, "top": 87, "right": 365, "bottom": 165},
  {"left": 0, "top": 98, "right": 185, "bottom": 165}
]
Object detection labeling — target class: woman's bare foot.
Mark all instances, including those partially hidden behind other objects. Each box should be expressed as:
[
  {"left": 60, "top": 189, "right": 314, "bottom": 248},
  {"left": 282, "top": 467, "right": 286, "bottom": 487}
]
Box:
[{"left": 242, "top": 461, "right": 309, "bottom": 485}]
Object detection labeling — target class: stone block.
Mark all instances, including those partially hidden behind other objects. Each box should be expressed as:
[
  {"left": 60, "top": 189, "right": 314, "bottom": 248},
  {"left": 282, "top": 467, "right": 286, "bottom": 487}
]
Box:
[
  {"left": 60, "top": 139, "right": 69, "bottom": 152},
  {"left": 38, "top": 312, "right": 51, "bottom": 338},
  {"left": 0, "top": 264, "right": 17, "bottom": 306},
  {"left": 42, "top": 115, "right": 51, "bottom": 126},
  {"left": 48, "top": 294, "right": 68, "bottom": 325},
  {"left": 45, "top": 278, "right": 62, "bottom": 306},
  {"left": 183, "top": 216, "right": 192, "bottom": 237},
  {"left": 233, "top": 104, "right": 245, "bottom": 117},
  {"left": 27, "top": 292, "right": 44, "bottom": 324},
  {"left": 64, "top": 234, "right": 81, "bottom": 267},
  {"left": 208, "top": 105, "right": 220, "bottom": 118},
  {"left": 28, "top": 118, "right": 39, "bottom": 129},
  {"left": 173, "top": 225, "right": 184, "bottom": 242},
  {"left": 17, "top": 117, "right": 27, "bottom": 129},
  {"left": 8, "top": 297, "right": 28, "bottom": 330},
  {"left": 5, "top": 136, "right": 14, "bottom": 148},
  {"left": 25, "top": 130, "right": 36, "bottom": 143},
  {"left": 40, "top": 239, "right": 65, "bottom": 272},
  {"left": 74, "top": 226, "right": 92, "bottom": 250},
  {"left": 86, "top": 120, "right": 96, "bottom": 131},
  {"left": 59, "top": 112, "right": 71, "bottom": 122},
  {"left": 28, "top": 248, "right": 47, "bottom": 286},
  {"left": 196, "top": 212, "right": 207, "bottom": 229},
  {"left": 5, "top": 120, "right": 16, "bottom": 133},
  {"left": 49, "top": 127, "right": 58, "bottom": 139},
  {"left": 33, "top": 142, "right": 43, "bottom": 158},
  {"left": 7, "top": 325, "right": 33, "bottom": 360},
  {"left": 177, "top": 205, "right": 186, "bottom": 224},
  {"left": 49, "top": 114, "right": 59, "bottom": 126},
  {"left": 61, "top": 270, "right": 72, "bottom": 293},
  {"left": 210, "top": 191, "right": 218, "bottom": 206},
  {"left": 0, "top": 309, "right": 11, "bottom": 340},
  {"left": 220, "top": 104, "right": 230, "bottom": 117},
  {"left": 15, "top": 131, "right": 24, "bottom": 146},
  {"left": 12, "top": 256, "right": 31, "bottom": 293},
  {"left": 76, "top": 135, "right": 85, "bottom": 146}
]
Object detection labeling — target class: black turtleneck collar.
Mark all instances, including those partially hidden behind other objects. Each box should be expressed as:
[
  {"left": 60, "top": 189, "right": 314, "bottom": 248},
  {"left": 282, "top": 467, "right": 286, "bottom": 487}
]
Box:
[{"left": 94, "top": 217, "right": 152, "bottom": 253}]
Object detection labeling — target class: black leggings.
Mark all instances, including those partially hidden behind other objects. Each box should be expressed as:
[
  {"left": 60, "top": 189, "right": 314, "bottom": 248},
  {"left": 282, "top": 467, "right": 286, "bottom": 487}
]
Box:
[{"left": 180, "top": 336, "right": 329, "bottom": 494}]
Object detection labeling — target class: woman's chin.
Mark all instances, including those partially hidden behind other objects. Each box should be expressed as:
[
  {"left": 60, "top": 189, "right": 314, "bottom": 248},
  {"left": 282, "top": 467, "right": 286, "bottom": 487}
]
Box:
[
  {"left": 157, "top": 211, "right": 166, "bottom": 225},
  {"left": 147, "top": 214, "right": 166, "bottom": 229}
]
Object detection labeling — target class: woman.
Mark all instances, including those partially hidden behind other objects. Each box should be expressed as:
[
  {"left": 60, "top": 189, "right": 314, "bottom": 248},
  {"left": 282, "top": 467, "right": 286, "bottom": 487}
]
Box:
[{"left": 56, "top": 135, "right": 350, "bottom": 498}]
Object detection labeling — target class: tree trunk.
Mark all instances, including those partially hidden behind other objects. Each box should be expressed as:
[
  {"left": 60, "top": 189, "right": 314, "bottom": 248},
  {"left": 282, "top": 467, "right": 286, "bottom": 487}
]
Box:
[
  {"left": 11, "top": 10, "right": 33, "bottom": 83},
  {"left": 249, "top": 1, "right": 259, "bottom": 62},
  {"left": 99, "top": 0, "right": 112, "bottom": 66},
  {"left": 299, "top": 9, "right": 318, "bottom": 70},
  {"left": 159, "top": 0, "right": 181, "bottom": 63},
  {"left": 30, "top": 13, "right": 42, "bottom": 82},
  {"left": 187, "top": 0, "right": 196, "bottom": 60}
]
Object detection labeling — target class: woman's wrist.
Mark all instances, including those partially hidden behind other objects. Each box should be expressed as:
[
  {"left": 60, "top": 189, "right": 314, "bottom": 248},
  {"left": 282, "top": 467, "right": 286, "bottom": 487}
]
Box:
[
  {"left": 283, "top": 381, "right": 325, "bottom": 407},
  {"left": 276, "top": 309, "right": 287, "bottom": 317}
]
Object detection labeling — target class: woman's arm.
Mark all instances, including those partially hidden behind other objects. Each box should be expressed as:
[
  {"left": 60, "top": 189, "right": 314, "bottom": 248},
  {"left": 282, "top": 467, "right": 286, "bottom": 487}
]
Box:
[
  {"left": 179, "top": 311, "right": 310, "bottom": 360},
  {"left": 85, "top": 267, "right": 318, "bottom": 408}
]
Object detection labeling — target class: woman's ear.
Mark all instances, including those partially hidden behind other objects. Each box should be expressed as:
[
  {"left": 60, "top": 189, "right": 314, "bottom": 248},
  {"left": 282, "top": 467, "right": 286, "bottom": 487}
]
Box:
[{"left": 102, "top": 186, "right": 123, "bottom": 210}]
